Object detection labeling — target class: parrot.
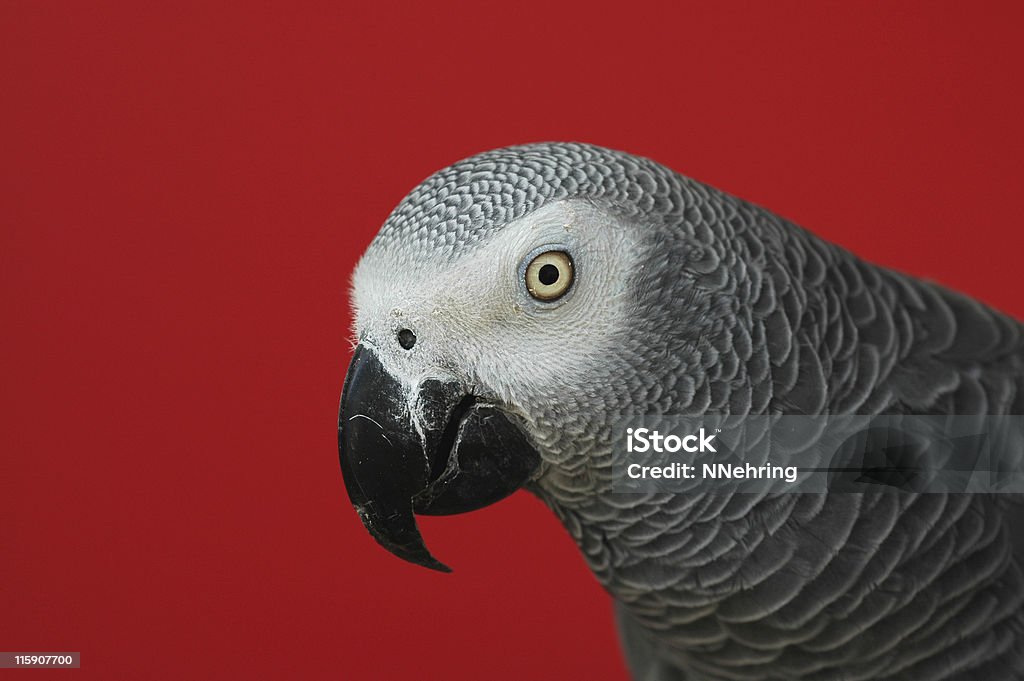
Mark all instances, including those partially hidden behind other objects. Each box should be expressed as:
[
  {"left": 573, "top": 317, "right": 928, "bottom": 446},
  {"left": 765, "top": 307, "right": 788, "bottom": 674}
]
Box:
[{"left": 337, "top": 142, "right": 1024, "bottom": 680}]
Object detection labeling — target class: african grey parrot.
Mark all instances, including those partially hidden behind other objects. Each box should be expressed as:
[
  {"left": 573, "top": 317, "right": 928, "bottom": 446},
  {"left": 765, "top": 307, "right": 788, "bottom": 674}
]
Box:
[{"left": 337, "top": 143, "right": 1024, "bottom": 680}]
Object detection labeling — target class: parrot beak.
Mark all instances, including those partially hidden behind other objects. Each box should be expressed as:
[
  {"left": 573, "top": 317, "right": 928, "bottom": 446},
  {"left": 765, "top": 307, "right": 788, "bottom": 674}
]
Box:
[{"left": 338, "top": 344, "right": 541, "bottom": 572}]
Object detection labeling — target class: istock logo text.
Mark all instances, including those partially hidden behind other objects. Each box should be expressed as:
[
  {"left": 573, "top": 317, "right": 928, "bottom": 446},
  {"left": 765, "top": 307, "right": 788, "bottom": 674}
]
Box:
[{"left": 626, "top": 427, "right": 717, "bottom": 453}]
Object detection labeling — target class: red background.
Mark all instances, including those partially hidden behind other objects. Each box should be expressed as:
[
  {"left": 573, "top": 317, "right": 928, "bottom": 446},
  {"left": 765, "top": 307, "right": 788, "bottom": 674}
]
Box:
[{"left": 2, "top": 2, "right": 1023, "bottom": 679}]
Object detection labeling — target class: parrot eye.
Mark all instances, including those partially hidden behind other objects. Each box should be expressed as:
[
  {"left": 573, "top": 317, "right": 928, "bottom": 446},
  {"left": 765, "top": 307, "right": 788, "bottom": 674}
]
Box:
[{"left": 525, "top": 250, "right": 574, "bottom": 301}]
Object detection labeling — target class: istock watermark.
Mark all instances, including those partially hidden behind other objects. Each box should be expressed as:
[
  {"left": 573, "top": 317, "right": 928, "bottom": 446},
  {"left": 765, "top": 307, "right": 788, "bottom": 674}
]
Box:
[
  {"left": 626, "top": 427, "right": 719, "bottom": 453},
  {"left": 624, "top": 426, "right": 798, "bottom": 484},
  {"left": 612, "top": 415, "right": 1024, "bottom": 494}
]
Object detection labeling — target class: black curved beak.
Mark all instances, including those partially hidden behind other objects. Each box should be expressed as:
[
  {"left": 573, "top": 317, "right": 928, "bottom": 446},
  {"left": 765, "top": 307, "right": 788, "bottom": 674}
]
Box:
[{"left": 338, "top": 345, "right": 541, "bottom": 572}]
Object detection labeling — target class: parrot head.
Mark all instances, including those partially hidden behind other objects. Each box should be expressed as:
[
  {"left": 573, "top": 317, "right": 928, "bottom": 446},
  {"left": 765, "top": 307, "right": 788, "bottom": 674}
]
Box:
[{"left": 339, "top": 143, "right": 737, "bottom": 571}]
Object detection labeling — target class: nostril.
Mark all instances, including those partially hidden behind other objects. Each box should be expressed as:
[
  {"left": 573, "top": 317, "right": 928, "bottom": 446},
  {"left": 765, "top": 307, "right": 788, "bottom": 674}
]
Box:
[{"left": 397, "top": 328, "right": 417, "bottom": 350}]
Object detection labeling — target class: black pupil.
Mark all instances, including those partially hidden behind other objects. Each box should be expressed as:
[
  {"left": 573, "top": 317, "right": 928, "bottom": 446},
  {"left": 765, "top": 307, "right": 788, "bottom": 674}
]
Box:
[{"left": 538, "top": 263, "right": 560, "bottom": 286}]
